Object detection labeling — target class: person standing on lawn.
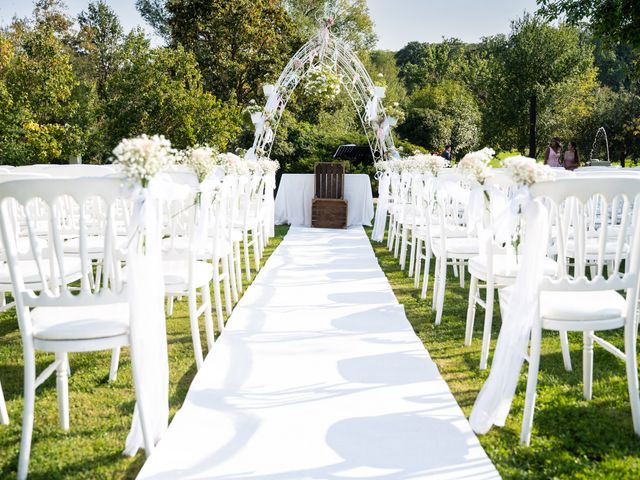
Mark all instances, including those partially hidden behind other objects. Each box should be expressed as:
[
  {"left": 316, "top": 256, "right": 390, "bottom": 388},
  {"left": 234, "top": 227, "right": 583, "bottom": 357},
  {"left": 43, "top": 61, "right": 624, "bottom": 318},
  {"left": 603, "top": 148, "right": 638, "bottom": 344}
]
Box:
[{"left": 544, "top": 138, "right": 562, "bottom": 167}]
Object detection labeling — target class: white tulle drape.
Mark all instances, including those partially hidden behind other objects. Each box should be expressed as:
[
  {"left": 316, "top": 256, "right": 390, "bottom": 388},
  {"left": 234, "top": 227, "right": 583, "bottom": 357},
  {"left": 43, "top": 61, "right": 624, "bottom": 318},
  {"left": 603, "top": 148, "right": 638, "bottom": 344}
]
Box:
[
  {"left": 265, "top": 172, "right": 276, "bottom": 238},
  {"left": 469, "top": 196, "right": 549, "bottom": 434},
  {"left": 372, "top": 172, "right": 390, "bottom": 241},
  {"left": 124, "top": 179, "right": 169, "bottom": 456}
]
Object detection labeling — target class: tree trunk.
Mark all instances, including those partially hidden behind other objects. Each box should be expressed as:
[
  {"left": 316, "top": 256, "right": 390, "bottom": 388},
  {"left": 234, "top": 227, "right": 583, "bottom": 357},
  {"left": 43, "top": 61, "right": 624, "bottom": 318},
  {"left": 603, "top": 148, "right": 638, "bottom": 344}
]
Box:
[{"left": 529, "top": 94, "right": 537, "bottom": 159}]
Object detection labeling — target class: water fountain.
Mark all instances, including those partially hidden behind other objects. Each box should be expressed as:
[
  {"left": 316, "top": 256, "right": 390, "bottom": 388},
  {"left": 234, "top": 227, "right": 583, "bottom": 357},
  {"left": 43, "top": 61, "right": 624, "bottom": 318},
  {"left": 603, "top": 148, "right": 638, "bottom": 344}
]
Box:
[{"left": 588, "top": 126, "right": 611, "bottom": 166}]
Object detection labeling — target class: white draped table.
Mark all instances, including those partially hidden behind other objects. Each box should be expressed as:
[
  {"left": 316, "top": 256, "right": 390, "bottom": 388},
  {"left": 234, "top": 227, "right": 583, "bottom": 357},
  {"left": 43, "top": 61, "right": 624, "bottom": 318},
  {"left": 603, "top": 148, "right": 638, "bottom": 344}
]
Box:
[{"left": 275, "top": 173, "right": 374, "bottom": 227}]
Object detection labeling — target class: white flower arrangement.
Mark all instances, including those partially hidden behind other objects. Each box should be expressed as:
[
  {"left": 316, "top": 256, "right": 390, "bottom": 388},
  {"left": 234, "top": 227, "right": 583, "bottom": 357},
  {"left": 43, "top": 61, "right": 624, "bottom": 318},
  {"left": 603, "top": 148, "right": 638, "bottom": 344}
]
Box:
[
  {"left": 408, "top": 153, "right": 447, "bottom": 176},
  {"left": 374, "top": 160, "right": 393, "bottom": 173},
  {"left": 177, "top": 145, "right": 219, "bottom": 182},
  {"left": 458, "top": 147, "right": 495, "bottom": 185},
  {"left": 218, "top": 152, "right": 250, "bottom": 176},
  {"left": 375, "top": 155, "right": 446, "bottom": 176},
  {"left": 303, "top": 64, "right": 343, "bottom": 102},
  {"left": 112, "top": 134, "right": 176, "bottom": 187},
  {"left": 257, "top": 157, "right": 280, "bottom": 175},
  {"left": 245, "top": 160, "right": 263, "bottom": 176},
  {"left": 502, "top": 155, "right": 555, "bottom": 186}
]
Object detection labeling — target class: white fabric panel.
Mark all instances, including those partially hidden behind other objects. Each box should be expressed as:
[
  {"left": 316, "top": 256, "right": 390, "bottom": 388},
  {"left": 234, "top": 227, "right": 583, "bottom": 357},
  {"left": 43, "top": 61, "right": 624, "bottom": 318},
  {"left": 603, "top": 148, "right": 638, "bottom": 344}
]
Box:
[
  {"left": 137, "top": 227, "right": 499, "bottom": 480},
  {"left": 274, "top": 174, "right": 375, "bottom": 227}
]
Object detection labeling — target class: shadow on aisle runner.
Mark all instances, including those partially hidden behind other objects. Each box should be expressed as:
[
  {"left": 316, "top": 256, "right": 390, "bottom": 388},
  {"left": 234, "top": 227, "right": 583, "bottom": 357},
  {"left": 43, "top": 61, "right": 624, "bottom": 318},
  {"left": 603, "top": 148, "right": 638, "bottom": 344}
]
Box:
[{"left": 137, "top": 227, "right": 500, "bottom": 480}]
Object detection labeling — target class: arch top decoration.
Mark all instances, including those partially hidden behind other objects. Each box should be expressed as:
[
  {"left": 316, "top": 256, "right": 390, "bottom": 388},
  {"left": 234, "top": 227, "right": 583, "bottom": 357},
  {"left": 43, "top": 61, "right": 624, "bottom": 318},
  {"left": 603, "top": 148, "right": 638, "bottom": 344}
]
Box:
[{"left": 246, "top": 18, "right": 399, "bottom": 163}]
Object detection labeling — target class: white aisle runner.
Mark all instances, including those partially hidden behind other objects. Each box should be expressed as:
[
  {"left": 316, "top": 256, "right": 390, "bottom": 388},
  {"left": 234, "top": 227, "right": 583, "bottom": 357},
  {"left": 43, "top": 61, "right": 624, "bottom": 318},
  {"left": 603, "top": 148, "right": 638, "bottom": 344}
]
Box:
[{"left": 138, "top": 227, "right": 500, "bottom": 480}]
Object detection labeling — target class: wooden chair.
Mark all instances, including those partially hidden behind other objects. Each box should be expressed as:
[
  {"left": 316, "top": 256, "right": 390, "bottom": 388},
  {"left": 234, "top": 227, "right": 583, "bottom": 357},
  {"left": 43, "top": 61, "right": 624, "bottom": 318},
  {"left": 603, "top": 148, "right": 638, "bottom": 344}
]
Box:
[{"left": 311, "top": 163, "right": 348, "bottom": 229}]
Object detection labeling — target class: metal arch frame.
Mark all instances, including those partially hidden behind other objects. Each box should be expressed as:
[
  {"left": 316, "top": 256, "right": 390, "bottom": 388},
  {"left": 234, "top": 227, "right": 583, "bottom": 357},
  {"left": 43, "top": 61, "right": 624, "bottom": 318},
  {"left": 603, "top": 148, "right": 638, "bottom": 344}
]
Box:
[{"left": 250, "top": 31, "right": 396, "bottom": 162}]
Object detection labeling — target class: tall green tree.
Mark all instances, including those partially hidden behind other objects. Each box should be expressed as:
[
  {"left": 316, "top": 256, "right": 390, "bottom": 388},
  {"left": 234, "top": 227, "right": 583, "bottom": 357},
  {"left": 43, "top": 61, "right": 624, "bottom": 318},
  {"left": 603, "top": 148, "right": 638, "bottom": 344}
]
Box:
[
  {"left": 138, "top": 0, "right": 299, "bottom": 105},
  {"left": 399, "top": 79, "right": 480, "bottom": 154},
  {"left": 102, "top": 32, "right": 239, "bottom": 153},
  {"left": 537, "top": 0, "right": 640, "bottom": 49},
  {"left": 481, "top": 15, "right": 596, "bottom": 153},
  {"left": 76, "top": 1, "right": 124, "bottom": 95},
  {"left": 0, "top": 20, "right": 83, "bottom": 165},
  {"left": 283, "top": 0, "right": 376, "bottom": 51}
]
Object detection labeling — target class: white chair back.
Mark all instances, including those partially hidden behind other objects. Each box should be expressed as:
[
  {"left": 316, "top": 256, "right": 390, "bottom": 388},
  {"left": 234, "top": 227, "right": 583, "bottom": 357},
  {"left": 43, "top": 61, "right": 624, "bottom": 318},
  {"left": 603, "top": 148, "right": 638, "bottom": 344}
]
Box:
[
  {"left": 530, "top": 177, "right": 640, "bottom": 310},
  {"left": 0, "top": 177, "right": 129, "bottom": 338}
]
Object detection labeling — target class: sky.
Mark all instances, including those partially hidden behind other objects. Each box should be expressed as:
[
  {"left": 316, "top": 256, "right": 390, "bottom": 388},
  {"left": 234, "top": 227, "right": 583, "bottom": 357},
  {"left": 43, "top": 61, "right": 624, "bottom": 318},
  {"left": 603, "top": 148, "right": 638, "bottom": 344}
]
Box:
[{"left": 0, "top": 0, "right": 540, "bottom": 51}]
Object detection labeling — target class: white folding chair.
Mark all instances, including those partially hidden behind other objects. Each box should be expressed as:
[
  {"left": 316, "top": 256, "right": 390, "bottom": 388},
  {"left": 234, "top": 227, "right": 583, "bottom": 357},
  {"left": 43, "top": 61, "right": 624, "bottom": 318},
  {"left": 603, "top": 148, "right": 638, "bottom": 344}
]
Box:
[
  {"left": 234, "top": 175, "right": 265, "bottom": 281},
  {"left": 0, "top": 176, "right": 153, "bottom": 479},
  {"left": 430, "top": 175, "right": 477, "bottom": 325},
  {"left": 161, "top": 171, "right": 215, "bottom": 370},
  {"left": 464, "top": 173, "right": 565, "bottom": 370},
  {"left": 520, "top": 176, "right": 640, "bottom": 445}
]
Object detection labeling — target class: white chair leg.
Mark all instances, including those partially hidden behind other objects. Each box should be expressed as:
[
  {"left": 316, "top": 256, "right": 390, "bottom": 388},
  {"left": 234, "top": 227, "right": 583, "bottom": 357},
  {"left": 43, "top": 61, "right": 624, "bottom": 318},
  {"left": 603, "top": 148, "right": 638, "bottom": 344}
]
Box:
[
  {"left": 243, "top": 232, "right": 252, "bottom": 281},
  {"left": 560, "top": 330, "right": 573, "bottom": 371},
  {"left": 421, "top": 249, "right": 431, "bottom": 300},
  {"left": 464, "top": 275, "right": 479, "bottom": 346},
  {"left": 413, "top": 238, "right": 422, "bottom": 289},
  {"left": 393, "top": 224, "right": 401, "bottom": 258},
  {"left": 408, "top": 235, "right": 417, "bottom": 277},
  {"left": 583, "top": 331, "right": 594, "bottom": 400},
  {"left": 228, "top": 252, "right": 239, "bottom": 303},
  {"left": 0, "top": 380, "right": 9, "bottom": 425},
  {"left": 187, "top": 290, "right": 204, "bottom": 370},
  {"left": 212, "top": 268, "right": 225, "bottom": 335},
  {"left": 167, "top": 295, "right": 174, "bottom": 316},
  {"left": 252, "top": 232, "right": 261, "bottom": 272},
  {"left": 18, "top": 356, "right": 36, "bottom": 480},
  {"left": 435, "top": 260, "right": 447, "bottom": 325},
  {"left": 399, "top": 226, "right": 408, "bottom": 269},
  {"left": 459, "top": 263, "right": 465, "bottom": 288},
  {"left": 234, "top": 241, "right": 243, "bottom": 293},
  {"left": 520, "top": 323, "right": 543, "bottom": 446},
  {"left": 94, "top": 262, "right": 103, "bottom": 291},
  {"left": 109, "top": 347, "right": 120, "bottom": 382},
  {"left": 480, "top": 282, "right": 495, "bottom": 370},
  {"left": 625, "top": 319, "right": 640, "bottom": 436},
  {"left": 201, "top": 283, "right": 215, "bottom": 349},
  {"left": 432, "top": 257, "right": 441, "bottom": 310},
  {"left": 222, "top": 255, "right": 233, "bottom": 315},
  {"left": 55, "top": 352, "right": 69, "bottom": 430}
]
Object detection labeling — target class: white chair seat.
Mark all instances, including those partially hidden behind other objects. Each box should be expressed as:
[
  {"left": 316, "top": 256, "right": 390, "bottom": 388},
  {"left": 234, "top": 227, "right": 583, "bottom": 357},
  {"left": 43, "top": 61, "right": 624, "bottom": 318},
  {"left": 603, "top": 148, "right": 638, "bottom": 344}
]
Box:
[
  {"left": 428, "top": 224, "right": 466, "bottom": 238},
  {"left": 0, "top": 258, "right": 83, "bottom": 286},
  {"left": 162, "top": 237, "right": 232, "bottom": 260},
  {"left": 31, "top": 303, "right": 129, "bottom": 341},
  {"left": 541, "top": 290, "right": 626, "bottom": 322},
  {"left": 63, "top": 235, "right": 128, "bottom": 257},
  {"left": 433, "top": 237, "right": 479, "bottom": 256},
  {"left": 565, "top": 238, "right": 629, "bottom": 257},
  {"left": 469, "top": 255, "right": 557, "bottom": 283},
  {"left": 163, "top": 260, "right": 213, "bottom": 289},
  {"left": 234, "top": 216, "right": 260, "bottom": 230}
]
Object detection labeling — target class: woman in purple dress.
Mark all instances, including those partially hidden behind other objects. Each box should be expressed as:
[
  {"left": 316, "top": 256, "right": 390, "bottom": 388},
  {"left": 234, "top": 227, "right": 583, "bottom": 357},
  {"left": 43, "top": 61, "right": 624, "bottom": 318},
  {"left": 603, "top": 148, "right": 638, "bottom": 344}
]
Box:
[
  {"left": 544, "top": 138, "right": 562, "bottom": 167},
  {"left": 563, "top": 141, "right": 580, "bottom": 170}
]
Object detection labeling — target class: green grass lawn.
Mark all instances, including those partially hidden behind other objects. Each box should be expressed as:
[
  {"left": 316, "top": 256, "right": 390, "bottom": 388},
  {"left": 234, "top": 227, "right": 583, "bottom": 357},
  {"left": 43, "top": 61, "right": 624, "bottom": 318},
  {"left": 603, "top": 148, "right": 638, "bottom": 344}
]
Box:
[
  {"left": 0, "top": 226, "right": 288, "bottom": 479},
  {"left": 366, "top": 226, "right": 640, "bottom": 479}
]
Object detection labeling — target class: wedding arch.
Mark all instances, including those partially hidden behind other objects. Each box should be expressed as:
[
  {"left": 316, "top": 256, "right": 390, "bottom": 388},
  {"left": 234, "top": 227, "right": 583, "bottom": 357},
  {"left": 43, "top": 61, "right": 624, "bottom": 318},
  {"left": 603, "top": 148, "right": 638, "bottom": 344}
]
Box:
[{"left": 246, "top": 20, "right": 398, "bottom": 162}]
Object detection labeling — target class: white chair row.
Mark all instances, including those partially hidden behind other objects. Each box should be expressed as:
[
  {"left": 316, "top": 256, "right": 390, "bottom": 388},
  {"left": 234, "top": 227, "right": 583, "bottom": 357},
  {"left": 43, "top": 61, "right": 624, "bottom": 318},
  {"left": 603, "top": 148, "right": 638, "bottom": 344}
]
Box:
[
  {"left": 0, "top": 166, "right": 276, "bottom": 478},
  {"left": 380, "top": 167, "right": 640, "bottom": 445}
]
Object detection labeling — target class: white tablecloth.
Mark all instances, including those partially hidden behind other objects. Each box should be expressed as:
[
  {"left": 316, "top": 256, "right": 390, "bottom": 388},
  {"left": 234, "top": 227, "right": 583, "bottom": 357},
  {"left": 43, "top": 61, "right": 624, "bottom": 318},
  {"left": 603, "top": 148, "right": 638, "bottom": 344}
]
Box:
[{"left": 274, "top": 174, "right": 374, "bottom": 227}]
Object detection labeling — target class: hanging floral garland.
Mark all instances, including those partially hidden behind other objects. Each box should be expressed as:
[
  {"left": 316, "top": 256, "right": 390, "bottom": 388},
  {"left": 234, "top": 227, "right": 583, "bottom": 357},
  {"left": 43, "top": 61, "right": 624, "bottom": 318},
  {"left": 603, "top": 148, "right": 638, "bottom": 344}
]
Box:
[{"left": 303, "top": 64, "right": 343, "bottom": 103}]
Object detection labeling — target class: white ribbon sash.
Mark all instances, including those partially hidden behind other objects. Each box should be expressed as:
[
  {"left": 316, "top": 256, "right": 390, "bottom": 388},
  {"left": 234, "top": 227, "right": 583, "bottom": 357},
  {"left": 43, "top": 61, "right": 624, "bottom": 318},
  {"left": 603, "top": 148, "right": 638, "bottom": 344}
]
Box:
[
  {"left": 124, "top": 179, "right": 168, "bottom": 456},
  {"left": 469, "top": 197, "right": 549, "bottom": 434},
  {"left": 372, "top": 172, "right": 391, "bottom": 241}
]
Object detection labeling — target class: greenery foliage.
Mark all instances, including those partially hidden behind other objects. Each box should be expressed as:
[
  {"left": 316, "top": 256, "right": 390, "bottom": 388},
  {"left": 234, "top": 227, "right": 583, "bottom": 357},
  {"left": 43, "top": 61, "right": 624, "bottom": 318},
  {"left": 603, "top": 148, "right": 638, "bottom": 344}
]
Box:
[{"left": 0, "top": 0, "right": 639, "bottom": 167}]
